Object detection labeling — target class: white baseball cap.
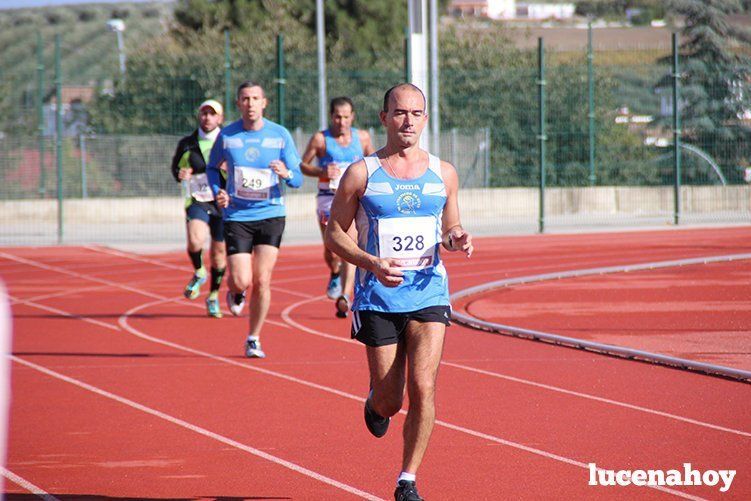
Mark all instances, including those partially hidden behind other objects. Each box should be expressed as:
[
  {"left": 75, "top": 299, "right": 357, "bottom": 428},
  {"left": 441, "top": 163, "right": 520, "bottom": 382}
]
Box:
[{"left": 198, "top": 99, "right": 223, "bottom": 115}]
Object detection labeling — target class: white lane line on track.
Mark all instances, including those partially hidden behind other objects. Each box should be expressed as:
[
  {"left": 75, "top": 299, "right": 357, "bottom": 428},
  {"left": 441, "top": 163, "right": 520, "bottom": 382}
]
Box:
[
  {"left": 10, "top": 294, "right": 121, "bottom": 332},
  {"left": 440, "top": 361, "right": 751, "bottom": 438},
  {"left": 85, "top": 245, "right": 324, "bottom": 274},
  {"left": 7, "top": 254, "right": 710, "bottom": 499},
  {"left": 23, "top": 284, "right": 114, "bottom": 303},
  {"left": 119, "top": 298, "right": 705, "bottom": 500},
  {"left": 280, "top": 295, "right": 751, "bottom": 438},
  {"left": 0, "top": 466, "right": 60, "bottom": 500},
  {"left": 10, "top": 356, "right": 384, "bottom": 501},
  {"left": 85, "top": 245, "right": 320, "bottom": 299},
  {"left": 9, "top": 249, "right": 749, "bottom": 438},
  {"left": 0, "top": 251, "right": 290, "bottom": 330},
  {"left": 69, "top": 247, "right": 751, "bottom": 438}
]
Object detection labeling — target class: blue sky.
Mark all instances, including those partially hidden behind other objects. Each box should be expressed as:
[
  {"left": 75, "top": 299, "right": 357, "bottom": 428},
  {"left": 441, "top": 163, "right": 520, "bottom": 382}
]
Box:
[{"left": 0, "top": 0, "right": 172, "bottom": 9}]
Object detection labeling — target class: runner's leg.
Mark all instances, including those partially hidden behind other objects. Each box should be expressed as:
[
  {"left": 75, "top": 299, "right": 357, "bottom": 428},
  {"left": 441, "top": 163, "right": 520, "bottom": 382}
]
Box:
[
  {"left": 401, "top": 321, "right": 446, "bottom": 474},
  {"left": 247, "top": 244, "right": 279, "bottom": 339}
]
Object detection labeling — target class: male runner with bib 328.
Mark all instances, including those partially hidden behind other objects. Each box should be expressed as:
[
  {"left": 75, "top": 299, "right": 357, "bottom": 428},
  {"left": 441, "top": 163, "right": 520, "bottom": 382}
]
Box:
[
  {"left": 300, "top": 96, "right": 375, "bottom": 318},
  {"left": 206, "top": 81, "right": 302, "bottom": 358},
  {"left": 170, "top": 99, "right": 227, "bottom": 318},
  {"left": 324, "top": 84, "right": 473, "bottom": 501}
]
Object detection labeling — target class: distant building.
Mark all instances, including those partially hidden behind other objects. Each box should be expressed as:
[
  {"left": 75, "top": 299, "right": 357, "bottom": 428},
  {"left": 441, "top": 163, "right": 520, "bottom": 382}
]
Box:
[
  {"left": 44, "top": 85, "right": 94, "bottom": 136},
  {"left": 449, "top": 0, "right": 575, "bottom": 20}
]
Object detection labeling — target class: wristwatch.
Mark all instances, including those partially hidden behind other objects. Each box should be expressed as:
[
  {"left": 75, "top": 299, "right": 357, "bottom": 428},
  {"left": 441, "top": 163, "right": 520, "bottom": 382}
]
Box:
[{"left": 284, "top": 170, "right": 294, "bottom": 181}]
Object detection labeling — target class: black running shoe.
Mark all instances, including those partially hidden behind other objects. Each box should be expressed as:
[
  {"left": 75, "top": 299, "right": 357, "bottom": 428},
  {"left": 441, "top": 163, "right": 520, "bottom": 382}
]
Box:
[
  {"left": 394, "top": 480, "right": 423, "bottom": 501},
  {"left": 364, "top": 395, "right": 390, "bottom": 438}
]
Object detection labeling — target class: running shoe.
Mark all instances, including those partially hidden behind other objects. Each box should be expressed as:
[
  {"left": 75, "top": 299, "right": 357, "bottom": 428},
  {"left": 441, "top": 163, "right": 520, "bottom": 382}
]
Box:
[
  {"left": 244, "top": 336, "right": 266, "bottom": 358},
  {"left": 226, "top": 290, "right": 246, "bottom": 316},
  {"left": 335, "top": 294, "right": 350, "bottom": 318},
  {"left": 364, "top": 391, "right": 390, "bottom": 438},
  {"left": 183, "top": 273, "right": 207, "bottom": 300},
  {"left": 326, "top": 275, "right": 342, "bottom": 299},
  {"left": 206, "top": 294, "right": 223, "bottom": 318},
  {"left": 394, "top": 480, "right": 423, "bottom": 501}
]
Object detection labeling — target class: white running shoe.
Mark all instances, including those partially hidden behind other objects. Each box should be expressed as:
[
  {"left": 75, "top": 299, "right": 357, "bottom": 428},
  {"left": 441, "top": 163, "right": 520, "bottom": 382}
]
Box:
[
  {"left": 244, "top": 336, "right": 266, "bottom": 358},
  {"left": 226, "top": 290, "right": 246, "bottom": 316}
]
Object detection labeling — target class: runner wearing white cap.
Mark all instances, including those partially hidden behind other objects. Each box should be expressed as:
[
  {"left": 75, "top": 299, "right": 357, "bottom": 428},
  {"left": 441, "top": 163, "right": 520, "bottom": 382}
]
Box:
[{"left": 170, "top": 99, "right": 227, "bottom": 317}]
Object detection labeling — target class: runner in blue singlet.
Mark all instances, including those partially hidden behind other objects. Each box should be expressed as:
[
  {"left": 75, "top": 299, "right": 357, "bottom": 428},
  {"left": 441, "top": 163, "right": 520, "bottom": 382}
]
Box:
[
  {"left": 324, "top": 84, "right": 473, "bottom": 501},
  {"left": 300, "top": 97, "right": 375, "bottom": 318}
]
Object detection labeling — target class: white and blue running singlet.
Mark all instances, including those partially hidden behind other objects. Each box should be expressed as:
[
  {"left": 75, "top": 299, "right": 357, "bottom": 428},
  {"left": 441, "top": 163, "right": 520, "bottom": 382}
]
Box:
[
  {"left": 318, "top": 128, "right": 364, "bottom": 195},
  {"left": 354, "top": 154, "right": 450, "bottom": 313},
  {"left": 206, "top": 119, "right": 302, "bottom": 222}
]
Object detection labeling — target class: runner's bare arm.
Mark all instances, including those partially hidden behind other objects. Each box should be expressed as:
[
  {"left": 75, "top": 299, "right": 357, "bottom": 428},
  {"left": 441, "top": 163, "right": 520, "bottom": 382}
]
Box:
[
  {"left": 359, "top": 129, "right": 376, "bottom": 156},
  {"left": 299, "top": 132, "right": 326, "bottom": 177},
  {"left": 440, "top": 160, "right": 473, "bottom": 257}
]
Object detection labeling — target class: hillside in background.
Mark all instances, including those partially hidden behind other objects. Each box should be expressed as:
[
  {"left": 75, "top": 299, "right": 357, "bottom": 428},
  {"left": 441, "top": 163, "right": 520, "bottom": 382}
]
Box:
[{"left": 0, "top": 1, "right": 171, "bottom": 121}]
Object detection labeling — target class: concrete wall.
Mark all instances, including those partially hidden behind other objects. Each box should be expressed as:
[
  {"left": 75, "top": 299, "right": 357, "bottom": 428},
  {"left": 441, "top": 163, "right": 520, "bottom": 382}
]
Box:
[
  {"left": 3, "top": 186, "right": 748, "bottom": 225},
  {"left": 2, "top": 186, "right": 748, "bottom": 245}
]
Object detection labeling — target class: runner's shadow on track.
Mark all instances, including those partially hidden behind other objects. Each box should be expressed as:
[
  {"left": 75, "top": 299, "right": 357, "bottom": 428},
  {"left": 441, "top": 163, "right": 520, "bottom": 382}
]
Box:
[{"left": 4, "top": 495, "right": 292, "bottom": 500}]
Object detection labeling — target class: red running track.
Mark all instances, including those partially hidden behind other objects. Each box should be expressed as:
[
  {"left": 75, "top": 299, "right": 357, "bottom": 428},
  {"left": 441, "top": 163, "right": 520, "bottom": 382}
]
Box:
[{"left": 2, "top": 226, "right": 750, "bottom": 500}]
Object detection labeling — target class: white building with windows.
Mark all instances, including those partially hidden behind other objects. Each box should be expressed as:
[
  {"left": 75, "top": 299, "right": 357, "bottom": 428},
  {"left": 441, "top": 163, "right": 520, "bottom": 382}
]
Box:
[{"left": 449, "top": 0, "right": 575, "bottom": 20}]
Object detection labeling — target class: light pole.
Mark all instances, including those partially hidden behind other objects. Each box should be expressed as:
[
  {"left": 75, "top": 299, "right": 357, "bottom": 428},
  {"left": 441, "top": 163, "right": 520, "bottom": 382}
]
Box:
[{"left": 106, "top": 19, "right": 126, "bottom": 78}]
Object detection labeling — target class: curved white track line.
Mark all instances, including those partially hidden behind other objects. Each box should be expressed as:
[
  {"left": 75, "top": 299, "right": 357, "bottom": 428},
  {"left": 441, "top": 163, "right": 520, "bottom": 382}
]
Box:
[
  {"left": 118, "top": 298, "right": 706, "bottom": 500},
  {"left": 11, "top": 356, "right": 382, "bottom": 501},
  {"left": 451, "top": 253, "right": 751, "bottom": 382},
  {"left": 280, "top": 295, "right": 751, "bottom": 438},
  {"left": 8, "top": 249, "right": 749, "bottom": 437},
  {"left": 0, "top": 250, "right": 289, "bottom": 329},
  {"left": 4, "top": 252, "right": 716, "bottom": 499}
]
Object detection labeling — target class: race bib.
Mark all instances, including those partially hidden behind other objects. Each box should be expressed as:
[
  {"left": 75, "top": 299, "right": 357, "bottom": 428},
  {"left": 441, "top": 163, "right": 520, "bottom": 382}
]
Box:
[
  {"left": 328, "top": 162, "right": 349, "bottom": 191},
  {"left": 234, "top": 166, "right": 273, "bottom": 201},
  {"left": 378, "top": 216, "right": 438, "bottom": 270},
  {"left": 189, "top": 173, "right": 214, "bottom": 202}
]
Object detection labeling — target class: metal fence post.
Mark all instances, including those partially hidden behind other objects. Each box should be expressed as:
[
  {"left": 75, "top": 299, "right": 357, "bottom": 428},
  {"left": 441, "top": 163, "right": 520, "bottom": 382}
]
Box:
[
  {"left": 276, "top": 34, "right": 285, "bottom": 126},
  {"left": 404, "top": 27, "right": 411, "bottom": 83},
  {"left": 80, "top": 134, "right": 87, "bottom": 198},
  {"left": 55, "top": 34, "right": 63, "bottom": 243},
  {"left": 37, "top": 31, "right": 46, "bottom": 197},
  {"left": 450, "top": 128, "right": 457, "bottom": 168},
  {"left": 316, "top": 0, "right": 327, "bottom": 131},
  {"left": 537, "top": 37, "right": 546, "bottom": 234},
  {"left": 224, "top": 29, "right": 231, "bottom": 122},
  {"left": 429, "top": 0, "right": 439, "bottom": 156},
  {"left": 588, "top": 21, "right": 596, "bottom": 186},
  {"left": 484, "top": 127, "right": 491, "bottom": 187},
  {"left": 672, "top": 32, "right": 681, "bottom": 225}
]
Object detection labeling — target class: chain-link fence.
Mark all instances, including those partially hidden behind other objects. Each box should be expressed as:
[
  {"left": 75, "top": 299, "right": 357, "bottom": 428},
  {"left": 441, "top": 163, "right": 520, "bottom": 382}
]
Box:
[{"left": 1, "top": 28, "right": 748, "bottom": 245}]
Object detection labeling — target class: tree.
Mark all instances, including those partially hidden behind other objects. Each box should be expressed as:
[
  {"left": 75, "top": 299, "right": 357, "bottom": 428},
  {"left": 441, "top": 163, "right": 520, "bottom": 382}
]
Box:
[
  {"left": 661, "top": 0, "right": 751, "bottom": 182},
  {"left": 171, "top": 0, "right": 407, "bottom": 64}
]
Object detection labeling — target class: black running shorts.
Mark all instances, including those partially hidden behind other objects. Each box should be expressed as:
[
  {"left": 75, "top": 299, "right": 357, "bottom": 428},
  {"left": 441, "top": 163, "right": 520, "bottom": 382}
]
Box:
[
  {"left": 224, "top": 217, "right": 285, "bottom": 255},
  {"left": 351, "top": 305, "right": 451, "bottom": 347},
  {"left": 186, "top": 201, "right": 224, "bottom": 242}
]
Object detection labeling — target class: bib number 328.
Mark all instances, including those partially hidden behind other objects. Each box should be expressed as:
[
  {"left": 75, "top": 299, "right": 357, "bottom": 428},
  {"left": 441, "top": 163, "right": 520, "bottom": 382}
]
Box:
[
  {"left": 378, "top": 216, "right": 437, "bottom": 270},
  {"left": 391, "top": 235, "right": 425, "bottom": 252}
]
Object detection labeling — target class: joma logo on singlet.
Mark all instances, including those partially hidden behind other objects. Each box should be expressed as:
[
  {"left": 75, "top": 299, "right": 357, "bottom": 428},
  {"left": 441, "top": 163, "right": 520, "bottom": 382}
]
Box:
[{"left": 396, "top": 184, "right": 420, "bottom": 190}]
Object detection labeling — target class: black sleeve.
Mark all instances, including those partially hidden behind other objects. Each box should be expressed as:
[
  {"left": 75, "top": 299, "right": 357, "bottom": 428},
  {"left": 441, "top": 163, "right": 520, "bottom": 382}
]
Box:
[{"left": 170, "top": 137, "right": 187, "bottom": 183}]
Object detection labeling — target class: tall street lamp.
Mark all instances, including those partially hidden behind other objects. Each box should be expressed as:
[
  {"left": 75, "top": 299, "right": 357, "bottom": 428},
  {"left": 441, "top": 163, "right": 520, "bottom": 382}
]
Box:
[{"left": 106, "top": 19, "right": 126, "bottom": 78}]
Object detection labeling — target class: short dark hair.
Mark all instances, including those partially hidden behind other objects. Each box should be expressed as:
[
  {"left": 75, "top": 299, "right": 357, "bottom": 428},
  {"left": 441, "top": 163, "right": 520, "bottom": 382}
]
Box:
[
  {"left": 329, "top": 96, "right": 354, "bottom": 115},
  {"left": 236, "top": 80, "right": 264, "bottom": 99},
  {"left": 382, "top": 83, "right": 426, "bottom": 113}
]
